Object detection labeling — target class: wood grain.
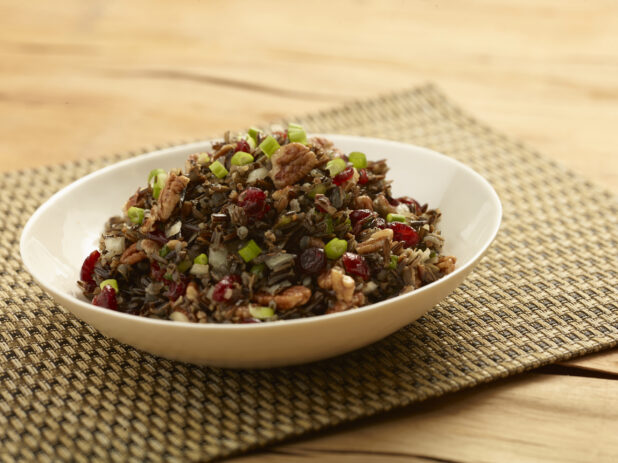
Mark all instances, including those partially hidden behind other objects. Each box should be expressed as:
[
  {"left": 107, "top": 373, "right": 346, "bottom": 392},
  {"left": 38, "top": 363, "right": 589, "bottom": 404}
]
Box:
[
  {"left": 2, "top": 0, "right": 617, "bottom": 461},
  {"left": 231, "top": 373, "right": 618, "bottom": 463}
]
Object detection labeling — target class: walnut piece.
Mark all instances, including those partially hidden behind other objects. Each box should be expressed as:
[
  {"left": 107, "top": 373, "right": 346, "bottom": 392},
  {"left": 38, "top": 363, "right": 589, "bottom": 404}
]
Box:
[
  {"left": 330, "top": 267, "right": 355, "bottom": 303},
  {"left": 253, "top": 285, "right": 311, "bottom": 311},
  {"left": 119, "top": 242, "right": 146, "bottom": 265},
  {"left": 326, "top": 292, "right": 365, "bottom": 314},
  {"left": 354, "top": 195, "right": 374, "bottom": 211},
  {"left": 269, "top": 142, "right": 318, "bottom": 188}
]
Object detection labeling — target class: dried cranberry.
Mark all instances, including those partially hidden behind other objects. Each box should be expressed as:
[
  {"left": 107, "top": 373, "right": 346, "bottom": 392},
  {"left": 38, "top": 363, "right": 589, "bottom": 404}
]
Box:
[
  {"left": 150, "top": 262, "right": 167, "bottom": 282},
  {"left": 238, "top": 187, "right": 268, "bottom": 221},
  {"left": 388, "top": 222, "right": 419, "bottom": 248},
  {"left": 358, "top": 168, "right": 369, "bottom": 185},
  {"left": 349, "top": 209, "right": 373, "bottom": 225},
  {"left": 342, "top": 252, "right": 370, "bottom": 280},
  {"left": 92, "top": 285, "right": 117, "bottom": 310},
  {"left": 212, "top": 274, "right": 241, "bottom": 302},
  {"left": 166, "top": 277, "right": 188, "bottom": 301},
  {"left": 80, "top": 250, "right": 100, "bottom": 284},
  {"left": 299, "top": 247, "right": 326, "bottom": 274},
  {"left": 333, "top": 167, "right": 355, "bottom": 186},
  {"left": 235, "top": 139, "right": 251, "bottom": 153},
  {"left": 398, "top": 196, "right": 422, "bottom": 215}
]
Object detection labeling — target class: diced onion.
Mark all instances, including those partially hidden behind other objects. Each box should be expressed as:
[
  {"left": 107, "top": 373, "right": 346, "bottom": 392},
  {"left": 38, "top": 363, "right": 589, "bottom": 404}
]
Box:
[
  {"left": 247, "top": 167, "right": 268, "bottom": 183},
  {"left": 208, "top": 246, "right": 229, "bottom": 272},
  {"left": 104, "top": 236, "right": 125, "bottom": 256},
  {"left": 263, "top": 253, "right": 295, "bottom": 270},
  {"left": 189, "top": 263, "right": 209, "bottom": 276}
]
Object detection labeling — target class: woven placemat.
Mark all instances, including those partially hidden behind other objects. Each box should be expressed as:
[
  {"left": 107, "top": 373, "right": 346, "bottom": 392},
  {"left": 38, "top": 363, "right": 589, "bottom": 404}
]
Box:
[{"left": 2, "top": 84, "right": 617, "bottom": 462}]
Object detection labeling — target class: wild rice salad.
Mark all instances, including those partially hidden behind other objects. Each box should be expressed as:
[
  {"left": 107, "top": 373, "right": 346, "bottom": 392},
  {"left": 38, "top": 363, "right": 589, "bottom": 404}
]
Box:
[{"left": 78, "top": 124, "right": 456, "bottom": 323}]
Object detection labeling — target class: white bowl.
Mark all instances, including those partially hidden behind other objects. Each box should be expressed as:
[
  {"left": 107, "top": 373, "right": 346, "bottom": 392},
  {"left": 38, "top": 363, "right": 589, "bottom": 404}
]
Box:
[{"left": 20, "top": 135, "right": 501, "bottom": 368}]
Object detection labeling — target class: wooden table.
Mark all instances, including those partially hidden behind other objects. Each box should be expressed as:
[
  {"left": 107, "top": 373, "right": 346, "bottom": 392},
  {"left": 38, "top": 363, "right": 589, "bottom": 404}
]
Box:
[{"left": 2, "top": 1, "right": 617, "bottom": 461}]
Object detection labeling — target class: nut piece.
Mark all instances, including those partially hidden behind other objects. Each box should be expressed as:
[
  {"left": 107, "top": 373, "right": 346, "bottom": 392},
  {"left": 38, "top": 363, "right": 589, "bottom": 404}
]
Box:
[
  {"left": 354, "top": 195, "right": 374, "bottom": 211},
  {"left": 138, "top": 239, "right": 161, "bottom": 258},
  {"left": 253, "top": 285, "right": 311, "bottom": 311},
  {"left": 141, "top": 173, "right": 190, "bottom": 232},
  {"left": 373, "top": 193, "right": 397, "bottom": 216},
  {"left": 269, "top": 142, "right": 318, "bottom": 188},
  {"left": 317, "top": 270, "right": 332, "bottom": 289},
  {"left": 185, "top": 282, "right": 199, "bottom": 302},
  {"left": 436, "top": 255, "right": 457, "bottom": 274},
  {"left": 271, "top": 186, "right": 294, "bottom": 213},
  {"left": 119, "top": 242, "right": 146, "bottom": 265},
  {"left": 356, "top": 228, "right": 393, "bottom": 261},
  {"left": 326, "top": 292, "right": 365, "bottom": 314},
  {"left": 314, "top": 194, "right": 337, "bottom": 215},
  {"left": 330, "top": 267, "right": 355, "bottom": 303}
]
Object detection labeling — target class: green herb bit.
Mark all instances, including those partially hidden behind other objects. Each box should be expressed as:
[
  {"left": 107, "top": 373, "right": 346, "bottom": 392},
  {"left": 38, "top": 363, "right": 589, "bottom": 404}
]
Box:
[
  {"left": 159, "top": 245, "right": 170, "bottom": 257},
  {"left": 259, "top": 135, "right": 280, "bottom": 158},
  {"left": 209, "top": 160, "right": 228, "bottom": 179},
  {"left": 239, "top": 239, "right": 262, "bottom": 263},
  {"left": 325, "top": 238, "right": 347, "bottom": 260},
  {"left": 326, "top": 158, "right": 346, "bottom": 177},
  {"left": 250, "top": 263, "right": 265, "bottom": 275},
  {"left": 231, "top": 151, "right": 254, "bottom": 166},
  {"left": 287, "top": 122, "right": 307, "bottom": 144},
  {"left": 249, "top": 306, "right": 274, "bottom": 320},
  {"left": 100, "top": 279, "right": 119, "bottom": 292},
  {"left": 177, "top": 260, "right": 192, "bottom": 273},
  {"left": 348, "top": 151, "right": 367, "bottom": 169},
  {"left": 193, "top": 253, "right": 208, "bottom": 265},
  {"left": 307, "top": 183, "right": 327, "bottom": 199},
  {"left": 389, "top": 255, "right": 399, "bottom": 269},
  {"left": 148, "top": 169, "right": 168, "bottom": 200},
  {"left": 387, "top": 213, "right": 406, "bottom": 223},
  {"left": 127, "top": 206, "right": 144, "bottom": 225}
]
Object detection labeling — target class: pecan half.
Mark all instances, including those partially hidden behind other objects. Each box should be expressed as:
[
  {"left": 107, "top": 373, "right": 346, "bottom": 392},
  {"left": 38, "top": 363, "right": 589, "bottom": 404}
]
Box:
[
  {"left": 253, "top": 285, "right": 311, "bottom": 311},
  {"left": 119, "top": 242, "right": 146, "bottom": 265},
  {"left": 269, "top": 143, "right": 318, "bottom": 188},
  {"left": 141, "top": 173, "right": 190, "bottom": 232}
]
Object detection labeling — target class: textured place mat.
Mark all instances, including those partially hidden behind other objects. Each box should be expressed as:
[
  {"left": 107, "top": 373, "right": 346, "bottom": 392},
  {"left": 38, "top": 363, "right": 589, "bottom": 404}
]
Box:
[{"left": 2, "top": 84, "right": 617, "bottom": 462}]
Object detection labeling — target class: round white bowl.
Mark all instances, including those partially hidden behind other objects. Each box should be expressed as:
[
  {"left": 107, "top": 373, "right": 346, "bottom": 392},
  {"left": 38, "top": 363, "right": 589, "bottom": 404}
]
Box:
[{"left": 20, "top": 135, "right": 501, "bottom": 368}]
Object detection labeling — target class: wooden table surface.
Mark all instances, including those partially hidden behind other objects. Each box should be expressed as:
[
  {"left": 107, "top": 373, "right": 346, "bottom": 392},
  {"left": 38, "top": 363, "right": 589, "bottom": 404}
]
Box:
[{"left": 2, "top": 1, "right": 617, "bottom": 461}]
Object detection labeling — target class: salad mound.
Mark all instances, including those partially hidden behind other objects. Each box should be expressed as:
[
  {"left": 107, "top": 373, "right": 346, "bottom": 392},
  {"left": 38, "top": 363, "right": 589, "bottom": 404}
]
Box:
[{"left": 78, "top": 125, "right": 456, "bottom": 323}]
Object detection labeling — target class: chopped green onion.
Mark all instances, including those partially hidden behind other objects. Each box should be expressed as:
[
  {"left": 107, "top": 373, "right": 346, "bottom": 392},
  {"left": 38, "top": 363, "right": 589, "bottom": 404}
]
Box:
[
  {"left": 127, "top": 206, "right": 144, "bottom": 225},
  {"left": 209, "top": 160, "right": 228, "bottom": 179},
  {"left": 326, "top": 158, "right": 346, "bottom": 177},
  {"left": 100, "top": 279, "right": 119, "bottom": 292},
  {"left": 177, "top": 260, "right": 192, "bottom": 273},
  {"left": 429, "top": 251, "right": 436, "bottom": 259},
  {"left": 389, "top": 255, "right": 399, "bottom": 269},
  {"left": 249, "top": 306, "right": 274, "bottom": 320},
  {"left": 148, "top": 169, "right": 168, "bottom": 200},
  {"left": 245, "top": 134, "right": 257, "bottom": 150},
  {"left": 148, "top": 168, "right": 166, "bottom": 184},
  {"left": 348, "top": 151, "right": 367, "bottom": 169},
  {"left": 193, "top": 253, "right": 208, "bottom": 265},
  {"left": 250, "top": 263, "right": 265, "bottom": 275},
  {"left": 324, "top": 238, "right": 347, "bottom": 260},
  {"left": 308, "top": 183, "right": 327, "bottom": 199},
  {"left": 386, "top": 213, "right": 406, "bottom": 223},
  {"left": 259, "top": 135, "right": 280, "bottom": 158},
  {"left": 164, "top": 273, "right": 173, "bottom": 281},
  {"left": 248, "top": 127, "right": 261, "bottom": 142},
  {"left": 197, "top": 153, "right": 210, "bottom": 165},
  {"left": 231, "top": 151, "right": 254, "bottom": 166},
  {"left": 239, "top": 239, "right": 262, "bottom": 262},
  {"left": 287, "top": 122, "right": 307, "bottom": 144},
  {"left": 159, "top": 245, "right": 170, "bottom": 257}
]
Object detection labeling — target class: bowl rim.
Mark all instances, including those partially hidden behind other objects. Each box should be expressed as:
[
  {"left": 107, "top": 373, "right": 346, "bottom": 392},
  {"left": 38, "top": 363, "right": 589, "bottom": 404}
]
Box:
[{"left": 20, "top": 134, "right": 502, "bottom": 332}]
